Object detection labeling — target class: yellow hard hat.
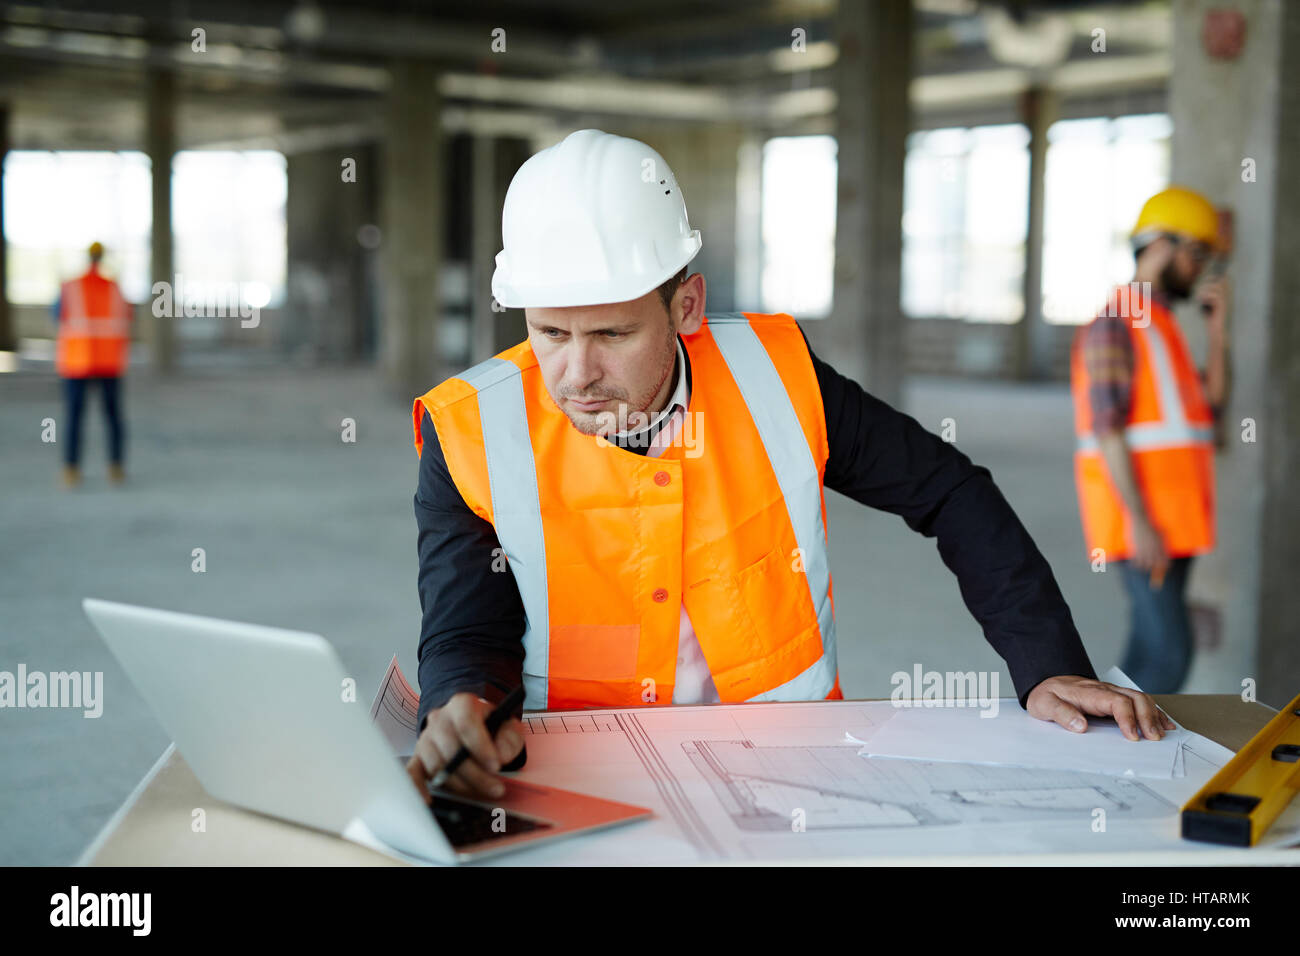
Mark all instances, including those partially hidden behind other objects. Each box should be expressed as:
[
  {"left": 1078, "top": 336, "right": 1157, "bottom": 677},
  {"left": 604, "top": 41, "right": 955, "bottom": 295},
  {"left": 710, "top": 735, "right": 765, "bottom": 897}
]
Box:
[
  {"left": 88, "top": 241, "right": 104, "bottom": 259},
  {"left": 1132, "top": 186, "right": 1219, "bottom": 246}
]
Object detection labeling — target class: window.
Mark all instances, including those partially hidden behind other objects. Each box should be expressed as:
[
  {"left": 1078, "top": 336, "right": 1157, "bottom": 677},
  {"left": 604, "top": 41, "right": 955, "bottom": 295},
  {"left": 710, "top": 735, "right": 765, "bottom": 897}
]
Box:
[
  {"left": 172, "top": 150, "right": 286, "bottom": 312},
  {"left": 760, "top": 135, "right": 837, "bottom": 318},
  {"left": 1041, "top": 113, "right": 1170, "bottom": 324},
  {"left": 3, "top": 149, "right": 286, "bottom": 312},
  {"left": 901, "top": 123, "right": 1030, "bottom": 322},
  {"left": 3, "top": 151, "right": 152, "bottom": 305}
]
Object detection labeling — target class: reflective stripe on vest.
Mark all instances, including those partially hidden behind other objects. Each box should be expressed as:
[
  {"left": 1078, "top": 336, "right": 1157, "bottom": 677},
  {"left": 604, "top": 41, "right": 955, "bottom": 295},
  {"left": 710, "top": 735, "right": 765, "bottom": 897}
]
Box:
[
  {"left": 705, "top": 313, "right": 836, "bottom": 703},
  {"left": 462, "top": 317, "right": 835, "bottom": 711},
  {"left": 459, "top": 356, "right": 551, "bottom": 711},
  {"left": 1076, "top": 319, "right": 1213, "bottom": 452},
  {"left": 60, "top": 317, "right": 131, "bottom": 337}
]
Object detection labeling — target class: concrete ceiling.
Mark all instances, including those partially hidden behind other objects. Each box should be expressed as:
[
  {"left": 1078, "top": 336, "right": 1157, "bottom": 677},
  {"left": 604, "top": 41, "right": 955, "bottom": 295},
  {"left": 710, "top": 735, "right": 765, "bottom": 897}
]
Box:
[{"left": 0, "top": 0, "right": 1171, "bottom": 151}]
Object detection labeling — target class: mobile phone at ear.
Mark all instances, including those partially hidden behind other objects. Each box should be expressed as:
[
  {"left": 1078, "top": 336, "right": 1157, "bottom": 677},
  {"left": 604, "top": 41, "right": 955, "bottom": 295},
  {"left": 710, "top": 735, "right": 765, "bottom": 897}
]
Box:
[{"left": 1199, "top": 258, "right": 1227, "bottom": 315}]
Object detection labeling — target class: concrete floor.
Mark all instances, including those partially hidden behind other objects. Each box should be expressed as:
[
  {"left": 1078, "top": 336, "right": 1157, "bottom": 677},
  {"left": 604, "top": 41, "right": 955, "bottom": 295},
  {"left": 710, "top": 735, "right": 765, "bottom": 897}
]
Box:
[{"left": 0, "top": 357, "right": 1239, "bottom": 864}]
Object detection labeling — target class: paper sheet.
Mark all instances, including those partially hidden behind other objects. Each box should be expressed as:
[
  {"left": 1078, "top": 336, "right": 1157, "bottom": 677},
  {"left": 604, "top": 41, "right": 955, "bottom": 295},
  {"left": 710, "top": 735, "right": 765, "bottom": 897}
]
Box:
[
  {"left": 842, "top": 668, "right": 1248, "bottom": 781},
  {"left": 1100, "top": 665, "right": 1237, "bottom": 768},
  {"left": 358, "top": 663, "right": 1293, "bottom": 862},
  {"left": 845, "top": 702, "right": 1187, "bottom": 779},
  {"left": 470, "top": 699, "right": 1266, "bottom": 864},
  {"left": 368, "top": 655, "right": 420, "bottom": 758}
]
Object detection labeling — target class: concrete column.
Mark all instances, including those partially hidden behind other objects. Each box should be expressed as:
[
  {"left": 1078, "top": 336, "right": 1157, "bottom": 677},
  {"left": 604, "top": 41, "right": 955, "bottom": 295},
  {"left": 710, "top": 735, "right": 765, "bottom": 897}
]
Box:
[
  {"left": 146, "top": 67, "right": 176, "bottom": 374},
  {"left": 1169, "top": 0, "right": 1300, "bottom": 704},
  {"left": 380, "top": 59, "right": 443, "bottom": 398},
  {"left": 1014, "top": 86, "right": 1056, "bottom": 380},
  {"left": 491, "top": 136, "right": 533, "bottom": 352},
  {"left": 470, "top": 133, "right": 497, "bottom": 363},
  {"left": 734, "top": 132, "right": 764, "bottom": 312},
  {"left": 286, "top": 143, "right": 378, "bottom": 362},
  {"left": 692, "top": 124, "right": 742, "bottom": 313},
  {"left": 616, "top": 122, "right": 743, "bottom": 313},
  {"left": 0, "top": 103, "right": 11, "bottom": 353},
  {"left": 806, "top": 0, "right": 911, "bottom": 404}
]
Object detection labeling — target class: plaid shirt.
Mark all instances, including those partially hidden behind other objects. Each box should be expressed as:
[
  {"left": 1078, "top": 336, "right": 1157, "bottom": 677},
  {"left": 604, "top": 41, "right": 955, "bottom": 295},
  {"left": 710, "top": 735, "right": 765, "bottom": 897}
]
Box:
[
  {"left": 1079, "top": 302, "right": 1220, "bottom": 435},
  {"left": 1079, "top": 313, "right": 1138, "bottom": 434}
]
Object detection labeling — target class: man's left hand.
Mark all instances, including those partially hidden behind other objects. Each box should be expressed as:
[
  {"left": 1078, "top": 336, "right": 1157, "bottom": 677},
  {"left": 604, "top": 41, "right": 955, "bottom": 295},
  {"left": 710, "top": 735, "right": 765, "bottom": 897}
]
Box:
[{"left": 1026, "top": 675, "right": 1176, "bottom": 740}]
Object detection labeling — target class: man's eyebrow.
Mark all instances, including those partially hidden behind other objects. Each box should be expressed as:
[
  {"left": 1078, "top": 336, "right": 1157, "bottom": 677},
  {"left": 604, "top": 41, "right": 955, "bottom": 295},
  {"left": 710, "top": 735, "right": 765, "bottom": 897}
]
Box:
[{"left": 527, "top": 321, "right": 637, "bottom": 334}]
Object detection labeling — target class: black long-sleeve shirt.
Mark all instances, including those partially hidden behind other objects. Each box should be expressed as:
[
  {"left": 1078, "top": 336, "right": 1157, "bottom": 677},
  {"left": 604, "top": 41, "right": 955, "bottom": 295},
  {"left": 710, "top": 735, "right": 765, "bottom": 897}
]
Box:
[{"left": 413, "top": 326, "right": 1097, "bottom": 740}]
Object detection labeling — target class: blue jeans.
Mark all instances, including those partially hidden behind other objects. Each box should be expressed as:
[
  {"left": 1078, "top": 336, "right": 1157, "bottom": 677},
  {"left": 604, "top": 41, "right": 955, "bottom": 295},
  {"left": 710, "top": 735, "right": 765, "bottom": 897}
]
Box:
[
  {"left": 1114, "top": 556, "right": 1194, "bottom": 693},
  {"left": 62, "top": 376, "right": 124, "bottom": 466}
]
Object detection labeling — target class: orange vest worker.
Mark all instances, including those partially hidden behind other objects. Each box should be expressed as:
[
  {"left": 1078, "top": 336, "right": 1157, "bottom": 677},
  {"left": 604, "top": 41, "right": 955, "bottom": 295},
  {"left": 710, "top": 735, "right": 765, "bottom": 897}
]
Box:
[
  {"left": 56, "top": 268, "right": 131, "bottom": 379},
  {"left": 414, "top": 311, "right": 843, "bottom": 712},
  {"left": 1070, "top": 286, "right": 1215, "bottom": 562}
]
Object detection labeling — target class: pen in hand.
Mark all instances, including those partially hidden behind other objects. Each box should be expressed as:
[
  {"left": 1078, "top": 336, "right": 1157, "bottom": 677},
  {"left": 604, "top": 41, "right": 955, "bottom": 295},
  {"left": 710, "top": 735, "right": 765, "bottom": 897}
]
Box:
[{"left": 428, "top": 684, "right": 526, "bottom": 792}]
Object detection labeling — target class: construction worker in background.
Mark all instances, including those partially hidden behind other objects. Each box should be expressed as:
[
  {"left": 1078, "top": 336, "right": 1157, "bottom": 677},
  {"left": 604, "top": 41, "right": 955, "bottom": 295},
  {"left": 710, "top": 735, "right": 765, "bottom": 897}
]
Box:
[
  {"left": 1071, "top": 186, "right": 1229, "bottom": 694},
  {"left": 407, "top": 128, "right": 1175, "bottom": 803},
  {"left": 54, "top": 241, "right": 133, "bottom": 487}
]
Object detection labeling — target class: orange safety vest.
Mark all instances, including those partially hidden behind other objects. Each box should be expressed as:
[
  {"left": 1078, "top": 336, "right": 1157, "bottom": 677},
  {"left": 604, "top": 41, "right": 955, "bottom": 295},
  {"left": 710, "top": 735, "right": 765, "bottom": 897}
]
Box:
[
  {"left": 413, "top": 312, "right": 843, "bottom": 712},
  {"left": 1070, "top": 286, "right": 1215, "bottom": 561},
  {"left": 56, "top": 268, "right": 131, "bottom": 379}
]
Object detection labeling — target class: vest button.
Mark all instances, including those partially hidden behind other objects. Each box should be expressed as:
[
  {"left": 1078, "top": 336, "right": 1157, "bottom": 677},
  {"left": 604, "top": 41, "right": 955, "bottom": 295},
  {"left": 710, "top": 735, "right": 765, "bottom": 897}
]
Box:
[
  {"left": 652, "top": 588, "right": 669, "bottom": 603},
  {"left": 653, "top": 470, "right": 670, "bottom": 486}
]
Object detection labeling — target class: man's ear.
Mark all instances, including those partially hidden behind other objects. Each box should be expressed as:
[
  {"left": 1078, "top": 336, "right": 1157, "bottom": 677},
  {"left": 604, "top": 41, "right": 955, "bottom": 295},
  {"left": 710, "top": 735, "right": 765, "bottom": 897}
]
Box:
[{"left": 676, "top": 272, "right": 707, "bottom": 335}]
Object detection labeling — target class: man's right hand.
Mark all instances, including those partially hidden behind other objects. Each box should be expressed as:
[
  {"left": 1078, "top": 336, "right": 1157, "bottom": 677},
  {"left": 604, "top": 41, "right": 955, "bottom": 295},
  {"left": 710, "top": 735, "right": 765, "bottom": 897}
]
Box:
[
  {"left": 1129, "top": 514, "right": 1169, "bottom": 579},
  {"left": 405, "top": 692, "right": 525, "bottom": 804}
]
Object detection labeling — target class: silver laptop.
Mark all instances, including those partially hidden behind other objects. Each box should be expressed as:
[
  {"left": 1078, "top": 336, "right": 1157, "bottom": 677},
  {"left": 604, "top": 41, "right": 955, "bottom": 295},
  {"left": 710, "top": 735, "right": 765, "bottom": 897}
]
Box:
[{"left": 83, "top": 598, "right": 651, "bottom": 864}]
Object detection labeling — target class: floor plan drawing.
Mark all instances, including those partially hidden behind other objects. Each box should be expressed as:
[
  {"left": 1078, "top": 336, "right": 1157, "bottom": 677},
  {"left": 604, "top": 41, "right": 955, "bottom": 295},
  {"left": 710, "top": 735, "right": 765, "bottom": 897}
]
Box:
[
  {"left": 682, "top": 738, "right": 1172, "bottom": 834},
  {"left": 492, "top": 699, "right": 1232, "bottom": 864}
]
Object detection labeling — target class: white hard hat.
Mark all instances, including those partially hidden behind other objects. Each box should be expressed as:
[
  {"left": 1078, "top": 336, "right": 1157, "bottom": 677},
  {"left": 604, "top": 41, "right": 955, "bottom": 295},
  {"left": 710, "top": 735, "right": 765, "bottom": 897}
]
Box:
[{"left": 491, "top": 129, "right": 703, "bottom": 308}]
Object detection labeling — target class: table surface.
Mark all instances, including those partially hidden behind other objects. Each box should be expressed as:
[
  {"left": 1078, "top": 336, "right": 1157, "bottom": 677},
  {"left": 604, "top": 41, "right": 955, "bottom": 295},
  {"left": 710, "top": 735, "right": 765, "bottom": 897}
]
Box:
[{"left": 79, "top": 694, "right": 1298, "bottom": 866}]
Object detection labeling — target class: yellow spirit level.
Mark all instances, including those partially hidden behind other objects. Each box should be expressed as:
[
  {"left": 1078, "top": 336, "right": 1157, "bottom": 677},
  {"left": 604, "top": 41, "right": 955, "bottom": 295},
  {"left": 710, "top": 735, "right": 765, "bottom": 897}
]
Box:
[{"left": 1182, "top": 693, "right": 1300, "bottom": 846}]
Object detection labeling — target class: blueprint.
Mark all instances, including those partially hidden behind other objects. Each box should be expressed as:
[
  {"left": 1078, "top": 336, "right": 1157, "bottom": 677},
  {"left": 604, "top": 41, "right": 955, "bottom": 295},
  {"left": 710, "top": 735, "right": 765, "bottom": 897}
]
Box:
[
  {"left": 365, "top": 662, "right": 1298, "bottom": 864},
  {"left": 368, "top": 655, "right": 420, "bottom": 758},
  {"left": 476, "top": 699, "right": 1269, "bottom": 865}
]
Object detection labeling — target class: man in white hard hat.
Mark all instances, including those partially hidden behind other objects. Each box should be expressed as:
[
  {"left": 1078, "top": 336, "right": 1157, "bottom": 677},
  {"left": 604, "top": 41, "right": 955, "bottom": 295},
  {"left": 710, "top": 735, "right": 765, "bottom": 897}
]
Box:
[{"left": 406, "top": 128, "right": 1174, "bottom": 803}]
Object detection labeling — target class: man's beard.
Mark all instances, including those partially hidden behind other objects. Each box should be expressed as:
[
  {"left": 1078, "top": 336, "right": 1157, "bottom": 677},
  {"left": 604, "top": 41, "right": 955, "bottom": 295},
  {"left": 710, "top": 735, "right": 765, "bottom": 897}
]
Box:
[
  {"left": 554, "top": 326, "right": 677, "bottom": 437},
  {"left": 1160, "top": 261, "right": 1194, "bottom": 301}
]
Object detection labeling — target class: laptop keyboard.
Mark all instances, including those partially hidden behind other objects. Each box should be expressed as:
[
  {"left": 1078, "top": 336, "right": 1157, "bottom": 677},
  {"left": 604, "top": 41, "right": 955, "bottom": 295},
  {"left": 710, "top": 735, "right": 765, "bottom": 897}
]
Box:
[{"left": 428, "top": 793, "right": 552, "bottom": 848}]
